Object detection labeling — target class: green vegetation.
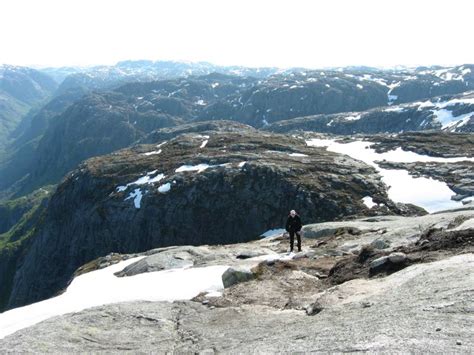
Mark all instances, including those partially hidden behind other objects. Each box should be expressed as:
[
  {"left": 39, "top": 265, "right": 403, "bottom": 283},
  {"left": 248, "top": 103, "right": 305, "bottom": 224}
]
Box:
[
  {"left": 0, "top": 186, "right": 53, "bottom": 235},
  {"left": 0, "top": 186, "right": 51, "bottom": 311}
]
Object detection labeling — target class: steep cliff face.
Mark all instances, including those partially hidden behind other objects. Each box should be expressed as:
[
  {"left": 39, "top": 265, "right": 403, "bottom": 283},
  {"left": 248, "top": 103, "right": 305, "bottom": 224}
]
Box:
[
  {"left": 6, "top": 129, "right": 404, "bottom": 309},
  {"left": 0, "top": 195, "right": 48, "bottom": 311}
]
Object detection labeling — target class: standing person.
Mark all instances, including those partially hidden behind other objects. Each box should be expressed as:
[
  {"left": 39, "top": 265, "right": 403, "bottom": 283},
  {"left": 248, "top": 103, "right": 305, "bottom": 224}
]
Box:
[{"left": 285, "top": 210, "right": 302, "bottom": 253}]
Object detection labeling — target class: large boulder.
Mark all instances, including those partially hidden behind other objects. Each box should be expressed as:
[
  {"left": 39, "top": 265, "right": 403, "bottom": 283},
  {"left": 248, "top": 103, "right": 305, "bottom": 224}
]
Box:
[{"left": 222, "top": 267, "right": 255, "bottom": 288}]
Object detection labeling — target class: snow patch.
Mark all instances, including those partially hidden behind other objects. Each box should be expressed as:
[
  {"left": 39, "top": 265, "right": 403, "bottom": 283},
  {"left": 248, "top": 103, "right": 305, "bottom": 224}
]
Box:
[
  {"left": 0, "top": 258, "right": 228, "bottom": 339},
  {"left": 143, "top": 149, "right": 162, "bottom": 156},
  {"left": 158, "top": 183, "right": 171, "bottom": 193},
  {"left": 384, "top": 107, "right": 406, "bottom": 113},
  {"left": 306, "top": 138, "right": 474, "bottom": 212},
  {"left": 261, "top": 228, "right": 286, "bottom": 238},
  {"left": 125, "top": 188, "right": 143, "bottom": 208},
  {"left": 362, "top": 196, "right": 377, "bottom": 209},
  {"left": 176, "top": 164, "right": 211, "bottom": 173},
  {"left": 117, "top": 172, "right": 165, "bottom": 192},
  {"left": 345, "top": 114, "right": 362, "bottom": 121},
  {"left": 289, "top": 153, "right": 309, "bottom": 157}
]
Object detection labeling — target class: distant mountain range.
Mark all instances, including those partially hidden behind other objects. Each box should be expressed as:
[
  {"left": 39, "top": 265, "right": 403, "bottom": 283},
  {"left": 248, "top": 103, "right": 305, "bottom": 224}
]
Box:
[{"left": 0, "top": 62, "right": 473, "bottom": 200}]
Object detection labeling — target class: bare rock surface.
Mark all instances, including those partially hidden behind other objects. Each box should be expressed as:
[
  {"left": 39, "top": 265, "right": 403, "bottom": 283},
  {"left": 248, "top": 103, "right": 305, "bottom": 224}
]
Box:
[{"left": 1, "top": 253, "right": 472, "bottom": 353}]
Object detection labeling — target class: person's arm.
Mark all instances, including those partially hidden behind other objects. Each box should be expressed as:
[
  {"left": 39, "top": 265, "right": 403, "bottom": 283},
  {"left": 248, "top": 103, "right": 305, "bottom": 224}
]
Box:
[
  {"left": 285, "top": 217, "right": 290, "bottom": 232},
  {"left": 296, "top": 216, "right": 302, "bottom": 231}
]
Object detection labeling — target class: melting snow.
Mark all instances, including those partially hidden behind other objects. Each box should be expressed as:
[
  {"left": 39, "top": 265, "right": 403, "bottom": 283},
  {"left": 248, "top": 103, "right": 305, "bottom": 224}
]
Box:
[
  {"left": 125, "top": 188, "right": 143, "bottom": 208},
  {"left": 117, "top": 172, "right": 165, "bottom": 193},
  {"left": 238, "top": 161, "right": 247, "bottom": 168},
  {"left": 158, "top": 183, "right": 171, "bottom": 193},
  {"left": 176, "top": 164, "right": 212, "bottom": 173},
  {"left": 412, "top": 97, "right": 474, "bottom": 128},
  {"left": 356, "top": 84, "right": 364, "bottom": 89},
  {"left": 289, "top": 153, "right": 309, "bottom": 157},
  {"left": 143, "top": 149, "right": 162, "bottom": 156},
  {"left": 362, "top": 196, "right": 377, "bottom": 209},
  {"left": 388, "top": 94, "right": 398, "bottom": 102},
  {"left": 200, "top": 140, "right": 209, "bottom": 148},
  {"left": 345, "top": 114, "right": 362, "bottom": 121},
  {"left": 0, "top": 257, "right": 228, "bottom": 339},
  {"left": 387, "top": 82, "right": 401, "bottom": 104},
  {"left": 384, "top": 107, "right": 406, "bottom": 113},
  {"left": 432, "top": 109, "right": 474, "bottom": 128},
  {"left": 261, "top": 228, "right": 286, "bottom": 238},
  {"left": 306, "top": 138, "right": 474, "bottom": 212}
]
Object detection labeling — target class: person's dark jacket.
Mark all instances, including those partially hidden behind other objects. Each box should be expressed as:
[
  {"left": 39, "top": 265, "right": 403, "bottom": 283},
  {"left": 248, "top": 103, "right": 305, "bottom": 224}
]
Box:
[{"left": 286, "top": 214, "right": 302, "bottom": 232}]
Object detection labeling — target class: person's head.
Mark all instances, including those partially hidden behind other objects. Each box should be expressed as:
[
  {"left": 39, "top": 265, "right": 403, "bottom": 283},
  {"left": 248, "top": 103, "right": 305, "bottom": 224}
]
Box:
[{"left": 290, "top": 210, "right": 296, "bottom": 217}]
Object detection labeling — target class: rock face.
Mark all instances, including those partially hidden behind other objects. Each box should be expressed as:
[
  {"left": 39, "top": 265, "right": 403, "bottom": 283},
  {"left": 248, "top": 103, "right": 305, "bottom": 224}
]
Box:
[
  {"left": 369, "top": 131, "right": 474, "bottom": 158},
  {"left": 0, "top": 207, "right": 472, "bottom": 352},
  {"left": 0, "top": 188, "right": 50, "bottom": 234},
  {"left": 0, "top": 89, "right": 86, "bottom": 199},
  {"left": 265, "top": 91, "right": 474, "bottom": 134},
  {"left": 5, "top": 129, "right": 402, "bottom": 310},
  {"left": 12, "top": 92, "right": 184, "bottom": 195},
  {"left": 222, "top": 267, "right": 255, "bottom": 288}
]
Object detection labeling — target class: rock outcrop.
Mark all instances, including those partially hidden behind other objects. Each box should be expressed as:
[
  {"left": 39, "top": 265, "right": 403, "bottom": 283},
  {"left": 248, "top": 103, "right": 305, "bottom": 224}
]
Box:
[
  {"left": 265, "top": 91, "right": 474, "bottom": 135},
  {"left": 1, "top": 208, "right": 472, "bottom": 352},
  {"left": 369, "top": 131, "right": 474, "bottom": 158},
  {"left": 5, "top": 128, "right": 405, "bottom": 310}
]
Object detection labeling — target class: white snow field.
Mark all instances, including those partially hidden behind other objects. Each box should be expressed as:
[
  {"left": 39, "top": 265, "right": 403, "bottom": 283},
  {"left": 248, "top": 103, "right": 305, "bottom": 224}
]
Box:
[
  {"left": 306, "top": 138, "right": 474, "bottom": 212},
  {"left": 0, "top": 250, "right": 299, "bottom": 339},
  {"left": 0, "top": 257, "right": 229, "bottom": 339}
]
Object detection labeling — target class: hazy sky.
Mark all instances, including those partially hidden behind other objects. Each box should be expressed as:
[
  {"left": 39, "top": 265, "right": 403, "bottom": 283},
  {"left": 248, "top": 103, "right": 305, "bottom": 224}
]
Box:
[{"left": 1, "top": 0, "right": 473, "bottom": 69}]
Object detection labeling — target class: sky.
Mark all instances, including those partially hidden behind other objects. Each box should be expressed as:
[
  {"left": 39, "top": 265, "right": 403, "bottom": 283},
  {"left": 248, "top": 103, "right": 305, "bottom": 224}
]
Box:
[{"left": 0, "top": 0, "right": 473, "bottom": 69}]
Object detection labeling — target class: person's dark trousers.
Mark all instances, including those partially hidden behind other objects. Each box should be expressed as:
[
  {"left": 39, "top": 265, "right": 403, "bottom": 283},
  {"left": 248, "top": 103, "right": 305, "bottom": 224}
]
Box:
[{"left": 289, "top": 231, "right": 301, "bottom": 252}]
